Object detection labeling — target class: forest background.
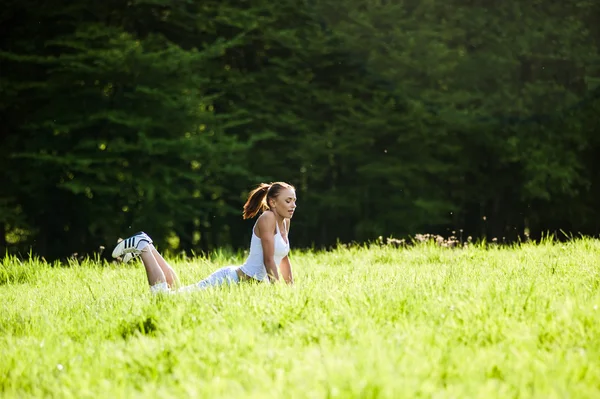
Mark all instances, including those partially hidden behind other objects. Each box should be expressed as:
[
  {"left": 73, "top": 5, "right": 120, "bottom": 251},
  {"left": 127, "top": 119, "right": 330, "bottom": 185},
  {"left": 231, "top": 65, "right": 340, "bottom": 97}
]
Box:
[{"left": 1, "top": 0, "right": 599, "bottom": 261}]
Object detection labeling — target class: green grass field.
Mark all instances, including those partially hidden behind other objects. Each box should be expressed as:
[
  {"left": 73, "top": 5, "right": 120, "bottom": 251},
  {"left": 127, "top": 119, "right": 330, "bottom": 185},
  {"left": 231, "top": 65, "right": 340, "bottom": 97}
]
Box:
[{"left": 1, "top": 239, "right": 599, "bottom": 398}]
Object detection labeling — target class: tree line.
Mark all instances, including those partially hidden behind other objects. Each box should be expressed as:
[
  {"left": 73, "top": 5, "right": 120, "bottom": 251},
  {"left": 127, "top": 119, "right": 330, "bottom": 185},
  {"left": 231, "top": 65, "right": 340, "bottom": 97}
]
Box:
[{"left": 1, "top": 0, "right": 599, "bottom": 260}]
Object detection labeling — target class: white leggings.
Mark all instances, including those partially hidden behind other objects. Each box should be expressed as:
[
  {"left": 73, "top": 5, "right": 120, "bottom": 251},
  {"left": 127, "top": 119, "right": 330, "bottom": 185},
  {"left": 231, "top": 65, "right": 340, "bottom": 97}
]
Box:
[{"left": 150, "top": 266, "right": 240, "bottom": 294}]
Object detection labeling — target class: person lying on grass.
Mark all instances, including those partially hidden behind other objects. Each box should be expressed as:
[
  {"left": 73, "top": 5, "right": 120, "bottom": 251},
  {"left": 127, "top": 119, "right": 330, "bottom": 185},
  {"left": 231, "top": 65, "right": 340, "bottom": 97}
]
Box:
[{"left": 111, "top": 182, "right": 297, "bottom": 294}]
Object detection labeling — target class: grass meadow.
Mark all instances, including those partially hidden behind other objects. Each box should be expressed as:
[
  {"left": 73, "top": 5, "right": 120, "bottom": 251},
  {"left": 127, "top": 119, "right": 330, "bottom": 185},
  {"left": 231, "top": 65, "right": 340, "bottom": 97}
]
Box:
[{"left": 1, "top": 238, "right": 599, "bottom": 398}]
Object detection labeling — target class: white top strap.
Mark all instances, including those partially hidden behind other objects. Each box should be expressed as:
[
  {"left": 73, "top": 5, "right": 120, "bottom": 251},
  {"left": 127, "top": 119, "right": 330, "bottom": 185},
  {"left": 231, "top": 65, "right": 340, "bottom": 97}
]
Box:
[{"left": 275, "top": 219, "right": 281, "bottom": 235}]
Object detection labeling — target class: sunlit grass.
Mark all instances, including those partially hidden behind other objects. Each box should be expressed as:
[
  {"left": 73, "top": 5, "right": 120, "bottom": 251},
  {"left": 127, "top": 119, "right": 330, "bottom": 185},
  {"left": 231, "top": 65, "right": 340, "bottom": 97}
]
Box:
[{"left": 1, "top": 239, "right": 599, "bottom": 398}]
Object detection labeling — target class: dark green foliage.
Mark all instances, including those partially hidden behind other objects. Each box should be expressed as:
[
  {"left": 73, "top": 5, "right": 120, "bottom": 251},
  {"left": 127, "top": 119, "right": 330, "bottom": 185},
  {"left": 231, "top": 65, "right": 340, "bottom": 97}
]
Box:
[
  {"left": 120, "top": 316, "right": 159, "bottom": 339},
  {"left": 1, "top": 1, "right": 253, "bottom": 258},
  {"left": 1, "top": 0, "right": 598, "bottom": 259}
]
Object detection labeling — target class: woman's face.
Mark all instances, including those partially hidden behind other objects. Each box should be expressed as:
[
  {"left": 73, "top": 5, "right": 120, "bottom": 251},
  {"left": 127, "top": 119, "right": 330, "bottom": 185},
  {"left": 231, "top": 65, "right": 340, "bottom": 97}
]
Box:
[{"left": 270, "top": 188, "right": 297, "bottom": 219}]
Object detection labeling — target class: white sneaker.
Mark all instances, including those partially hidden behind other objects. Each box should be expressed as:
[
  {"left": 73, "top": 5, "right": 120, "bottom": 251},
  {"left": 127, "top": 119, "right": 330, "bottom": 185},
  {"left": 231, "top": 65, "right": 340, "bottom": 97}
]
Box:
[{"left": 112, "top": 231, "right": 153, "bottom": 259}]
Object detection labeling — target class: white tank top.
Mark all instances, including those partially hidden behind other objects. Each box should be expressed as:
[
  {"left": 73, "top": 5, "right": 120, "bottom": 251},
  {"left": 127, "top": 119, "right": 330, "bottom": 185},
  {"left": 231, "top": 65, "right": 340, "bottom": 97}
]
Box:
[{"left": 240, "top": 218, "right": 290, "bottom": 281}]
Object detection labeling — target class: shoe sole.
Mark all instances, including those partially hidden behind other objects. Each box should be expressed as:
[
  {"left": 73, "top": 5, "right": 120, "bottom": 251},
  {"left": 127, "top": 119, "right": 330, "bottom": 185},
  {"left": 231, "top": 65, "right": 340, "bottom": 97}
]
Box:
[
  {"left": 112, "top": 240, "right": 130, "bottom": 258},
  {"left": 122, "top": 253, "right": 139, "bottom": 263}
]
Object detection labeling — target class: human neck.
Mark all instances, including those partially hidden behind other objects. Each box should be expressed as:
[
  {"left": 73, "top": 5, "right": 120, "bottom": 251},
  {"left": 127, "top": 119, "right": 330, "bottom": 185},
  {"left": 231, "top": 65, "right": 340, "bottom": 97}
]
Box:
[{"left": 269, "top": 209, "right": 285, "bottom": 224}]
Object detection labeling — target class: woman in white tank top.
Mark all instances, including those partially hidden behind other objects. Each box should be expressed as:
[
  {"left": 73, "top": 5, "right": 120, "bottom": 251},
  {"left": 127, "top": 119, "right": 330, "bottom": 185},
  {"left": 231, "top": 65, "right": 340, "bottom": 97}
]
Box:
[{"left": 111, "top": 182, "right": 297, "bottom": 293}]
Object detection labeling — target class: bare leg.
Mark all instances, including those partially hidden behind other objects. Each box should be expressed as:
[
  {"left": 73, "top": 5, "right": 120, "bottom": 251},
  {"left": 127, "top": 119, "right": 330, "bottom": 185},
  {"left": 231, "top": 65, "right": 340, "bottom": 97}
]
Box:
[
  {"left": 140, "top": 247, "right": 167, "bottom": 286},
  {"left": 149, "top": 244, "right": 180, "bottom": 287}
]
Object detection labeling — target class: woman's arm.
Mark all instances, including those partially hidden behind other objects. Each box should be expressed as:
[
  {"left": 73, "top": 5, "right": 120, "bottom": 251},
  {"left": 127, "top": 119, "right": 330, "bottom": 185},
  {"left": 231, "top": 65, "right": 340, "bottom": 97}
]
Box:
[
  {"left": 257, "top": 212, "right": 280, "bottom": 282},
  {"left": 279, "top": 218, "right": 293, "bottom": 284},
  {"left": 279, "top": 255, "right": 293, "bottom": 284}
]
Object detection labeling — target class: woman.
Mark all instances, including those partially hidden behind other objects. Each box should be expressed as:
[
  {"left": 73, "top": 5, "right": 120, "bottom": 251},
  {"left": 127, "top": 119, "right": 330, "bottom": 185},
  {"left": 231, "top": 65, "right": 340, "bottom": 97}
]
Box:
[{"left": 111, "top": 182, "right": 297, "bottom": 294}]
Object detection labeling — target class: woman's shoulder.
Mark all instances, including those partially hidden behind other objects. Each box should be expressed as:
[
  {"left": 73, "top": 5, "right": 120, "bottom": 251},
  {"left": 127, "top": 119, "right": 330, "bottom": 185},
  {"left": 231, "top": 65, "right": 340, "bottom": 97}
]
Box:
[
  {"left": 253, "top": 211, "right": 277, "bottom": 237},
  {"left": 257, "top": 210, "right": 276, "bottom": 222},
  {"left": 255, "top": 211, "right": 276, "bottom": 231}
]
